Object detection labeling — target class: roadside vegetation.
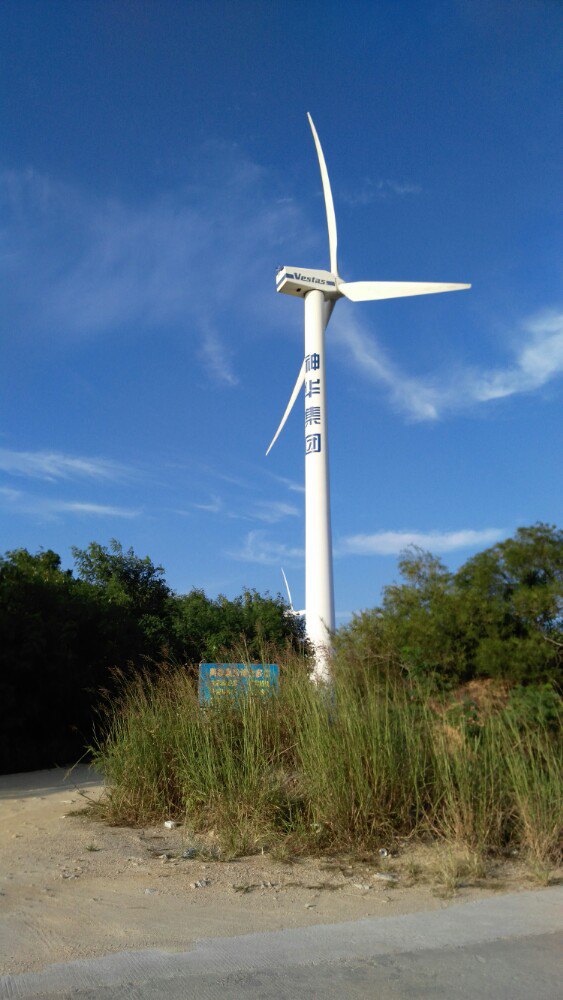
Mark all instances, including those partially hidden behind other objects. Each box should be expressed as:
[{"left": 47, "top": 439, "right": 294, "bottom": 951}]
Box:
[
  {"left": 0, "top": 540, "right": 302, "bottom": 773},
  {"left": 2, "top": 523, "right": 561, "bottom": 881},
  {"left": 89, "top": 523, "right": 561, "bottom": 877},
  {"left": 92, "top": 650, "right": 561, "bottom": 880}
]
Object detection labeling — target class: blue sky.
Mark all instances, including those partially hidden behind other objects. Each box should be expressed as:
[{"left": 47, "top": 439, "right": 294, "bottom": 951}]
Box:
[{"left": 1, "top": 0, "right": 561, "bottom": 618}]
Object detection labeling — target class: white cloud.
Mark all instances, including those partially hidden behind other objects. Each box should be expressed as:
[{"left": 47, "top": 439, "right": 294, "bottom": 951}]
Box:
[
  {"left": 198, "top": 324, "right": 239, "bottom": 387},
  {"left": 340, "top": 178, "right": 422, "bottom": 207},
  {"left": 190, "top": 495, "right": 299, "bottom": 523},
  {"left": 332, "top": 307, "right": 563, "bottom": 421},
  {"left": 267, "top": 472, "right": 306, "bottom": 494},
  {"left": 0, "top": 487, "right": 139, "bottom": 520},
  {"left": 193, "top": 494, "right": 223, "bottom": 513},
  {"left": 0, "top": 448, "right": 129, "bottom": 482},
  {"left": 5, "top": 160, "right": 559, "bottom": 416},
  {"left": 332, "top": 312, "right": 440, "bottom": 421},
  {"left": 0, "top": 485, "right": 22, "bottom": 501},
  {"left": 338, "top": 528, "right": 504, "bottom": 556},
  {"left": 252, "top": 500, "right": 300, "bottom": 524},
  {"left": 469, "top": 310, "right": 563, "bottom": 402},
  {"left": 228, "top": 530, "right": 303, "bottom": 565},
  {"left": 0, "top": 158, "right": 310, "bottom": 385},
  {"left": 56, "top": 501, "right": 139, "bottom": 517},
  {"left": 231, "top": 525, "right": 502, "bottom": 566}
]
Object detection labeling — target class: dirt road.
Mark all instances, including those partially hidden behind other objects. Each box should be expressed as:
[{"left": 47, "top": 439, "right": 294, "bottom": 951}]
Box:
[{"left": 0, "top": 765, "right": 546, "bottom": 976}]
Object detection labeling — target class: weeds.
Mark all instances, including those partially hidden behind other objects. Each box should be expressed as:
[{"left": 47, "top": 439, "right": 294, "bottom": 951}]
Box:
[{"left": 91, "top": 652, "right": 562, "bottom": 872}]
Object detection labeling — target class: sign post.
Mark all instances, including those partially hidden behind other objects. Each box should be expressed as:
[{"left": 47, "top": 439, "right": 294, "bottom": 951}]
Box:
[{"left": 198, "top": 663, "right": 279, "bottom": 704}]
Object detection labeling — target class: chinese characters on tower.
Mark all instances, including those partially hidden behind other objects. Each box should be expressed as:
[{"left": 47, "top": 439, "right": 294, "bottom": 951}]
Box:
[{"left": 304, "top": 355, "right": 322, "bottom": 454}]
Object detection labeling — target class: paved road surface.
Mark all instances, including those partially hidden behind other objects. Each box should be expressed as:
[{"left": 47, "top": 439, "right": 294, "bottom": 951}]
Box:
[{"left": 1, "top": 886, "right": 561, "bottom": 998}]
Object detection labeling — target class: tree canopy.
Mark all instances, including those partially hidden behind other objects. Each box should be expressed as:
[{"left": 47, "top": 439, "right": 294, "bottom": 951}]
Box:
[
  {"left": 336, "top": 523, "right": 562, "bottom": 687},
  {"left": 0, "top": 540, "right": 303, "bottom": 773},
  {"left": 1, "top": 526, "right": 560, "bottom": 774}
]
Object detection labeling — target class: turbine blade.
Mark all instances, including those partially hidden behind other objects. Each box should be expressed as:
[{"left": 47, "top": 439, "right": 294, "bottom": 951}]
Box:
[
  {"left": 307, "top": 113, "right": 338, "bottom": 275},
  {"left": 281, "top": 568, "right": 294, "bottom": 610},
  {"left": 266, "top": 359, "right": 306, "bottom": 456},
  {"left": 339, "top": 281, "right": 471, "bottom": 302}
]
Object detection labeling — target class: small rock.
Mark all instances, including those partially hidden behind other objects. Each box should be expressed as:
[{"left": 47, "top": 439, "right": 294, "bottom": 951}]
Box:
[
  {"left": 373, "top": 872, "right": 398, "bottom": 883},
  {"left": 378, "top": 848, "right": 389, "bottom": 858},
  {"left": 164, "top": 820, "right": 176, "bottom": 830},
  {"left": 144, "top": 888, "right": 157, "bottom": 895},
  {"left": 353, "top": 883, "right": 372, "bottom": 891},
  {"left": 305, "top": 902, "right": 316, "bottom": 909},
  {"left": 182, "top": 848, "right": 197, "bottom": 859},
  {"left": 191, "top": 879, "right": 211, "bottom": 888}
]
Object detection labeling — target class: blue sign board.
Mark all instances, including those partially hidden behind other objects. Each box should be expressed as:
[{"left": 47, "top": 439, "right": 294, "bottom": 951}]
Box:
[{"left": 198, "top": 663, "right": 279, "bottom": 704}]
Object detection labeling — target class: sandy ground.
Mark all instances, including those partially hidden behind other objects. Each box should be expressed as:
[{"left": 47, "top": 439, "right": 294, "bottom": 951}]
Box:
[{"left": 0, "top": 765, "right": 547, "bottom": 976}]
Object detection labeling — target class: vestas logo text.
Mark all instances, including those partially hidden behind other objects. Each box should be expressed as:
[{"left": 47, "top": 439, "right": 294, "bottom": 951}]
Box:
[{"left": 293, "top": 273, "right": 327, "bottom": 285}]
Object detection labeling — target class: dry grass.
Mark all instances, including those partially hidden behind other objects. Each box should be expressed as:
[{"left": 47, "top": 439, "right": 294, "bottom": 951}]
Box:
[{"left": 91, "top": 653, "right": 562, "bottom": 878}]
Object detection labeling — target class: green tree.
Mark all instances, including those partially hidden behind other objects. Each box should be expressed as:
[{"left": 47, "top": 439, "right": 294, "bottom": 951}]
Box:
[
  {"left": 454, "top": 523, "right": 563, "bottom": 683},
  {"left": 0, "top": 548, "right": 128, "bottom": 772},
  {"left": 336, "top": 524, "right": 562, "bottom": 687},
  {"left": 171, "top": 587, "right": 305, "bottom": 663},
  {"left": 72, "top": 539, "right": 173, "bottom": 656},
  {"left": 0, "top": 541, "right": 307, "bottom": 772}
]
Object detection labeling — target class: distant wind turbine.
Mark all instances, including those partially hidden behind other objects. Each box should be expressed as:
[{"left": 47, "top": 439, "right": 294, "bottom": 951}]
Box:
[
  {"left": 281, "top": 567, "right": 304, "bottom": 620},
  {"left": 267, "top": 114, "right": 470, "bottom": 681}
]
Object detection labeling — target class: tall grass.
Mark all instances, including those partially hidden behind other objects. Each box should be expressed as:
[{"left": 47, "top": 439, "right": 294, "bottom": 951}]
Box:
[{"left": 92, "top": 655, "right": 562, "bottom": 866}]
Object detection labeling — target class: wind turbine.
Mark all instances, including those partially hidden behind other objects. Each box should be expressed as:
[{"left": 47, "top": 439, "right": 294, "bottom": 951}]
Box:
[
  {"left": 267, "top": 114, "right": 470, "bottom": 681},
  {"left": 281, "top": 568, "right": 305, "bottom": 620}
]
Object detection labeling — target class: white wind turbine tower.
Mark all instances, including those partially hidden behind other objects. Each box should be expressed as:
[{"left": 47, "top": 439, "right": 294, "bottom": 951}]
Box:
[{"left": 267, "top": 114, "right": 470, "bottom": 682}]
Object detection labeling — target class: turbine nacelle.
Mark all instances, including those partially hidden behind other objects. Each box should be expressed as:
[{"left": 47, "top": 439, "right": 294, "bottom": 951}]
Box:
[
  {"left": 276, "top": 264, "right": 470, "bottom": 304},
  {"left": 276, "top": 266, "right": 340, "bottom": 300}
]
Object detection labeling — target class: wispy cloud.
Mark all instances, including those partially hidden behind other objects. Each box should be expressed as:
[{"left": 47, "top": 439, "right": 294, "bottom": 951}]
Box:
[
  {"left": 0, "top": 157, "right": 310, "bottom": 384},
  {"left": 0, "top": 487, "right": 139, "bottom": 520},
  {"left": 228, "top": 529, "right": 303, "bottom": 566},
  {"left": 333, "top": 307, "right": 563, "bottom": 421},
  {"left": 338, "top": 528, "right": 504, "bottom": 556},
  {"left": 469, "top": 310, "right": 563, "bottom": 402},
  {"left": 190, "top": 495, "right": 299, "bottom": 523},
  {"left": 340, "top": 178, "right": 422, "bottom": 207},
  {"left": 0, "top": 448, "right": 129, "bottom": 482},
  {"left": 198, "top": 324, "right": 239, "bottom": 387},
  {"left": 193, "top": 494, "right": 223, "bottom": 513},
  {"left": 267, "top": 472, "right": 306, "bottom": 494},
  {"left": 252, "top": 500, "right": 300, "bottom": 523},
  {"left": 56, "top": 501, "right": 139, "bottom": 517},
  {"left": 332, "top": 312, "right": 440, "bottom": 421}
]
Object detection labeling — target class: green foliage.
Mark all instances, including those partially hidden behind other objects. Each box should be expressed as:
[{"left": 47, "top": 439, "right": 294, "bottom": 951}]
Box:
[
  {"left": 93, "top": 659, "right": 562, "bottom": 867},
  {"left": 72, "top": 539, "right": 173, "bottom": 657},
  {"left": 0, "top": 547, "right": 128, "bottom": 773},
  {"left": 0, "top": 540, "right": 303, "bottom": 773},
  {"left": 455, "top": 524, "right": 563, "bottom": 683},
  {"left": 336, "top": 524, "right": 562, "bottom": 687},
  {"left": 170, "top": 587, "right": 305, "bottom": 663},
  {"left": 2, "top": 523, "right": 560, "bottom": 775},
  {"left": 505, "top": 683, "right": 562, "bottom": 732}
]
